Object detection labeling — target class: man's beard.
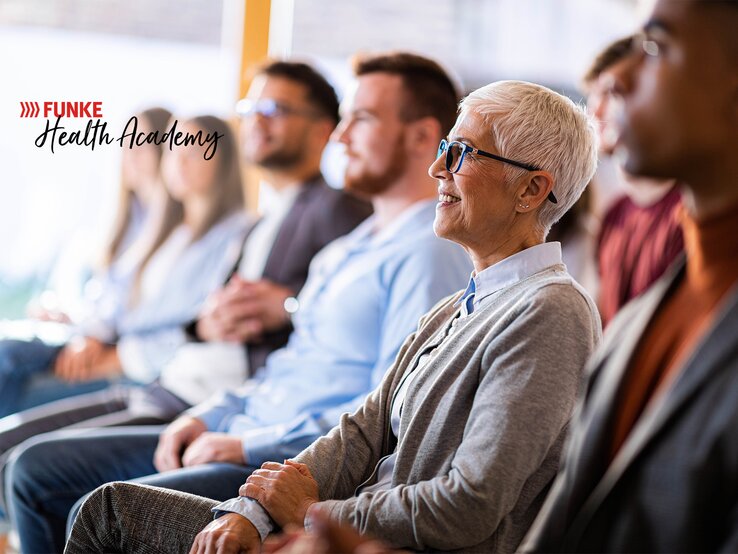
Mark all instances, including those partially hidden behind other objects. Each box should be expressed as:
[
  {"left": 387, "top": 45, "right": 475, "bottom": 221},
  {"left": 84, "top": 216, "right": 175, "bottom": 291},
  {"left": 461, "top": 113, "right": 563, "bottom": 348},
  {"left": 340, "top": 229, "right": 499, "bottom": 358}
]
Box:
[
  {"left": 255, "top": 147, "right": 305, "bottom": 170},
  {"left": 245, "top": 127, "right": 309, "bottom": 170},
  {"left": 344, "top": 134, "right": 408, "bottom": 197}
]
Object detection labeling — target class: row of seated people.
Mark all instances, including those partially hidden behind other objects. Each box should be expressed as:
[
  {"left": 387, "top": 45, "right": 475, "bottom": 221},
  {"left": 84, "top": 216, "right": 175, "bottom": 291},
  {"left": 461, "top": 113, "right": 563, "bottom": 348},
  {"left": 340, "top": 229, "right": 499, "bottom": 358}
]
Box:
[
  {"left": 0, "top": 54, "right": 472, "bottom": 552},
  {"left": 1, "top": 111, "right": 252, "bottom": 417},
  {"left": 2, "top": 0, "right": 735, "bottom": 548}
]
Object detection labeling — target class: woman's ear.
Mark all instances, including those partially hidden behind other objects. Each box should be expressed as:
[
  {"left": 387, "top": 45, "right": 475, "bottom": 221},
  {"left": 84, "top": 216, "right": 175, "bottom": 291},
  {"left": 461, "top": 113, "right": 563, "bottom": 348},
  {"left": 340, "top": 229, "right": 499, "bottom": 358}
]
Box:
[{"left": 516, "top": 171, "right": 555, "bottom": 213}]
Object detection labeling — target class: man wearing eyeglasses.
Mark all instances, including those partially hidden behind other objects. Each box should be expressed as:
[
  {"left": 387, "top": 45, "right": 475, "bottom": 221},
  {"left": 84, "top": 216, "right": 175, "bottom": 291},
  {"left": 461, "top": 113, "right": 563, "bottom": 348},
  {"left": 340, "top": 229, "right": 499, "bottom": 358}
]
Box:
[
  {"left": 192, "top": 61, "right": 373, "bottom": 379},
  {"left": 522, "top": 1, "right": 738, "bottom": 551},
  {"left": 10, "top": 53, "right": 472, "bottom": 554}
]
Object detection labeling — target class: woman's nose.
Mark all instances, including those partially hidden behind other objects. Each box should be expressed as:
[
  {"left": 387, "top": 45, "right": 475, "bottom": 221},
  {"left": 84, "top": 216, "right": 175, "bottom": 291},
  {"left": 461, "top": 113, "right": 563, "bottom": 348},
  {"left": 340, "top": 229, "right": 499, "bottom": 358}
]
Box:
[{"left": 428, "top": 150, "right": 449, "bottom": 180}]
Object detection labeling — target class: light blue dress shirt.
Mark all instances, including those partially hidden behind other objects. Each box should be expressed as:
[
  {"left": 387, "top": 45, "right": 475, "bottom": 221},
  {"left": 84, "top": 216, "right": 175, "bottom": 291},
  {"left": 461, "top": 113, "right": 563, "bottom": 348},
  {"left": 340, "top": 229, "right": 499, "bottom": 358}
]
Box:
[
  {"left": 457, "top": 241, "right": 564, "bottom": 315},
  {"left": 189, "top": 200, "right": 471, "bottom": 464},
  {"left": 191, "top": 200, "right": 472, "bottom": 540}
]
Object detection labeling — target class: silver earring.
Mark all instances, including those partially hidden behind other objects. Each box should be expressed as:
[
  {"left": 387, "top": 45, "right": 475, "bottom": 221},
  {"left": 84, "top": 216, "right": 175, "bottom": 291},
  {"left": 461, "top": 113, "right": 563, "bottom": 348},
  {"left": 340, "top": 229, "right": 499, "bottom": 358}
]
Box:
[{"left": 520, "top": 203, "right": 529, "bottom": 209}]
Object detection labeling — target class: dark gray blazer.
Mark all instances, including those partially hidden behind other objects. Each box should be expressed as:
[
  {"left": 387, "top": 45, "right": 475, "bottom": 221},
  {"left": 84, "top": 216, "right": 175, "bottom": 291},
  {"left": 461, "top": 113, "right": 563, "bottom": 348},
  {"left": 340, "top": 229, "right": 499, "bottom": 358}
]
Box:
[
  {"left": 188, "top": 175, "right": 371, "bottom": 374},
  {"left": 522, "top": 258, "right": 738, "bottom": 553}
]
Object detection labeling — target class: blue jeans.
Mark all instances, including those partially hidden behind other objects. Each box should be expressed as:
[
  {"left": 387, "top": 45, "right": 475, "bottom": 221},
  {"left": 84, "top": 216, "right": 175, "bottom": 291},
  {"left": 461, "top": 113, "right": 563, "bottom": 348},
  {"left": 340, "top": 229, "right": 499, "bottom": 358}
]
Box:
[
  {"left": 6, "top": 426, "right": 256, "bottom": 553},
  {"left": 0, "top": 383, "right": 187, "bottom": 534},
  {"left": 0, "top": 339, "right": 112, "bottom": 418}
]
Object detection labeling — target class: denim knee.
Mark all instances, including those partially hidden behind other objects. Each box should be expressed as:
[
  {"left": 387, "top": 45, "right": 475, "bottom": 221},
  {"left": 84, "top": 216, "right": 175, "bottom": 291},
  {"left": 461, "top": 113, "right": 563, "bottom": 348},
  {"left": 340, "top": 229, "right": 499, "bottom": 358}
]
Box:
[
  {"left": 5, "top": 436, "right": 53, "bottom": 510},
  {"left": 0, "top": 341, "right": 20, "bottom": 378},
  {"left": 0, "top": 339, "right": 62, "bottom": 417}
]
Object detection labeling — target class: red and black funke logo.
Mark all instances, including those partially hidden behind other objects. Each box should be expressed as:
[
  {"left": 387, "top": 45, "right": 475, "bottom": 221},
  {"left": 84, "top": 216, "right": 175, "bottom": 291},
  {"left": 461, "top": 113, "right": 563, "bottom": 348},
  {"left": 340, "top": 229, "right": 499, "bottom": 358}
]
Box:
[{"left": 19, "top": 101, "right": 103, "bottom": 118}]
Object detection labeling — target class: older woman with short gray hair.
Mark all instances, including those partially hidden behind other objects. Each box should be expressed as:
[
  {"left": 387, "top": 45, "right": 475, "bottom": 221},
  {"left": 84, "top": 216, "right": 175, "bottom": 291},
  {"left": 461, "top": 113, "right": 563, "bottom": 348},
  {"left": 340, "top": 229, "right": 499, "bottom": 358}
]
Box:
[{"left": 67, "top": 80, "right": 601, "bottom": 554}]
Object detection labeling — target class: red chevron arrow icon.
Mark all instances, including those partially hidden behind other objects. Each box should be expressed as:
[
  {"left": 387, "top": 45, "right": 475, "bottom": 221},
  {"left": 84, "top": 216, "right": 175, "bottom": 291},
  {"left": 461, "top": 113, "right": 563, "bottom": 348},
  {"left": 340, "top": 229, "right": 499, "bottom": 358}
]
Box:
[{"left": 20, "top": 101, "right": 41, "bottom": 117}]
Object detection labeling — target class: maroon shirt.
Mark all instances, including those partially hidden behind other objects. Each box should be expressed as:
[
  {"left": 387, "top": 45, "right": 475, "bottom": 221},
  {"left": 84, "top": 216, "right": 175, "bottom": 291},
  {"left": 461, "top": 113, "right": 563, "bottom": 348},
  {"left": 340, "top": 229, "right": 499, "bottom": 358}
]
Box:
[
  {"left": 610, "top": 201, "right": 738, "bottom": 459},
  {"left": 597, "top": 187, "right": 684, "bottom": 327}
]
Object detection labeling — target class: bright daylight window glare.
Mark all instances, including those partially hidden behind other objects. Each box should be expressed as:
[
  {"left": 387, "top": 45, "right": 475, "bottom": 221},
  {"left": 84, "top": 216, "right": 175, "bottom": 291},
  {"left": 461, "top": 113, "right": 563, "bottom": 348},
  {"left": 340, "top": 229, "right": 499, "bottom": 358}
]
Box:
[{"left": 0, "top": 0, "right": 237, "bottom": 318}]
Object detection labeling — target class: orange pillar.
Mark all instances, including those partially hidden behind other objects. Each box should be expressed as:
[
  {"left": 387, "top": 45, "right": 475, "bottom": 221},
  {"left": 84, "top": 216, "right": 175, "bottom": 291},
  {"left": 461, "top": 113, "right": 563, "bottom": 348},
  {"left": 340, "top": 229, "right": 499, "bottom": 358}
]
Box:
[
  {"left": 238, "top": 0, "right": 271, "bottom": 210},
  {"left": 239, "top": 0, "right": 272, "bottom": 99}
]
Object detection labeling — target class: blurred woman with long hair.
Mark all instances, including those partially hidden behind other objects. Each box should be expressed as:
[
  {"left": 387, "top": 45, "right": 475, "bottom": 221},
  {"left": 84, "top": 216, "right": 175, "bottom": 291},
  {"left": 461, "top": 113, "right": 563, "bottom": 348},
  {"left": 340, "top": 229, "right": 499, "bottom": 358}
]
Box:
[
  {"left": 0, "top": 115, "right": 248, "bottom": 417},
  {"left": 30, "top": 107, "right": 173, "bottom": 325}
]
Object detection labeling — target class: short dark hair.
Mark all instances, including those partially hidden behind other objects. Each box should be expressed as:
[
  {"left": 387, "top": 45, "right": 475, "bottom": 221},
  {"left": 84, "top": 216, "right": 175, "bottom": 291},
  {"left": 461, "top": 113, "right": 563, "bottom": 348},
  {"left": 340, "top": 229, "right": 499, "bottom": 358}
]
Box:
[
  {"left": 582, "top": 36, "right": 634, "bottom": 88},
  {"left": 256, "top": 60, "right": 340, "bottom": 125},
  {"left": 352, "top": 51, "right": 460, "bottom": 136}
]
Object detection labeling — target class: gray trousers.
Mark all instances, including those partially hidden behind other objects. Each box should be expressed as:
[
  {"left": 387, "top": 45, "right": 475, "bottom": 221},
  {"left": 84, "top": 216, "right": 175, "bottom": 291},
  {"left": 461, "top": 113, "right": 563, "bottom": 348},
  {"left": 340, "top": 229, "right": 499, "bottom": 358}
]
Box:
[{"left": 65, "top": 482, "right": 217, "bottom": 553}]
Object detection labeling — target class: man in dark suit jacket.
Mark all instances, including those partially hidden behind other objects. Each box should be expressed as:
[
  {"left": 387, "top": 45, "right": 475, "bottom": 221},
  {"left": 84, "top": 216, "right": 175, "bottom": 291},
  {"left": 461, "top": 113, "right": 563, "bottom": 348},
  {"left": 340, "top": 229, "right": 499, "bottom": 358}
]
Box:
[
  {"left": 522, "top": 1, "right": 738, "bottom": 552},
  {"left": 188, "top": 61, "right": 371, "bottom": 374}
]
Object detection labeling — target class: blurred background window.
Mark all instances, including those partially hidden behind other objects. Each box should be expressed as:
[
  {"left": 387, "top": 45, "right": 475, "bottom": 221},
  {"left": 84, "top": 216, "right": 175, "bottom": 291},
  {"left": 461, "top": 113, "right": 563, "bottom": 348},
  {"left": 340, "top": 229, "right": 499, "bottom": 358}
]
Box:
[{"left": 0, "top": 0, "right": 239, "bottom": 317}]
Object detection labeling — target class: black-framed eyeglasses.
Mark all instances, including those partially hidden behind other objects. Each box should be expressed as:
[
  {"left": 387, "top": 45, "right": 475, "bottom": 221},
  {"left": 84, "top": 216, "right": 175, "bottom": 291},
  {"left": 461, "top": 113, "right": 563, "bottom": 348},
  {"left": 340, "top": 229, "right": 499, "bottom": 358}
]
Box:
[
  {"left": 235, "top": 98, "right": 317, "bottom": 120},
  {"left": 437, "top": 139, "right": 558, "bottom": 204}
]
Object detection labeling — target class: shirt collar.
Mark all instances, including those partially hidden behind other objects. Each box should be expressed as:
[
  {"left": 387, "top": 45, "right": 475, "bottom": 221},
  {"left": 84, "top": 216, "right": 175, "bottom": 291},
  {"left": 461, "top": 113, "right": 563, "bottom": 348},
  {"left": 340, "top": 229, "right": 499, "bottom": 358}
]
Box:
[
  {"left": 457, "top": 275, "right": 476, "bottom": 316},
  {"left": 257, "top": 181, "right": 302, "bottom": 217},
  {"left": 456, "top": 242, "right": 563, "bottom": 313},
  {"left": 350, "top": 199, "right": 436, "bottom": 247}
]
